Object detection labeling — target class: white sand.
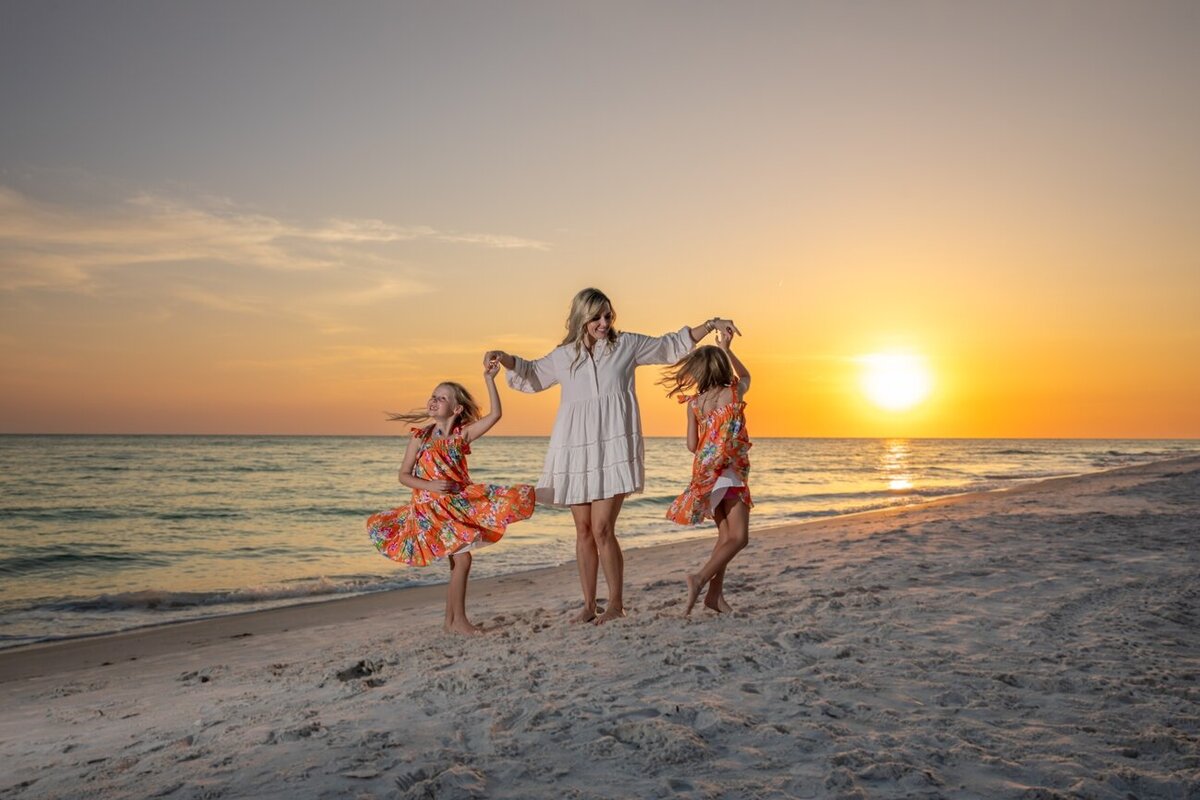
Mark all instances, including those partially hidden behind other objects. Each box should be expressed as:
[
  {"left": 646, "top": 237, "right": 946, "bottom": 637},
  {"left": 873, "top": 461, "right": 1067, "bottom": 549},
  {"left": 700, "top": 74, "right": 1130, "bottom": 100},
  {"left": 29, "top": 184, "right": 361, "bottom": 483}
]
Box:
[{"left": 2, "top": 456, "right": 1198, "bottom": 799}]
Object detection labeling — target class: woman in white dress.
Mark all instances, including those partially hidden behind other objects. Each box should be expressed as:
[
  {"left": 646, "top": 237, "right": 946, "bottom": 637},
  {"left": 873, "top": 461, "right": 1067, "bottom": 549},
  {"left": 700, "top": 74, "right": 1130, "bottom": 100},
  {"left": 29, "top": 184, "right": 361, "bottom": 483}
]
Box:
[{"left": 485, "top": 288, "right": 738, "bottom": 624}]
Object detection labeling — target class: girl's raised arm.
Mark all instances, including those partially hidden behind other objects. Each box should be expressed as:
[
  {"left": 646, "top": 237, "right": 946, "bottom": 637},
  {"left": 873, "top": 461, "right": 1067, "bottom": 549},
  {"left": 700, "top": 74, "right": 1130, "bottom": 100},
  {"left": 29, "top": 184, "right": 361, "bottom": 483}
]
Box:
[
  {"left": 718, "top": 326, "right": 751, "bottom": 396},
  {"left": 463, "top": 359, "right": 503, "bottom": 443}
]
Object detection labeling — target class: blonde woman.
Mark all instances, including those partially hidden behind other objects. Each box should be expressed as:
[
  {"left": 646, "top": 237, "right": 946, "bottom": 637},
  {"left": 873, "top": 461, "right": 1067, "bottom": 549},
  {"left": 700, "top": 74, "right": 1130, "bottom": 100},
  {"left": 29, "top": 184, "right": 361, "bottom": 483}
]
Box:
[{"left": 485, "top": 288, "right": 738, "bottom": 624}]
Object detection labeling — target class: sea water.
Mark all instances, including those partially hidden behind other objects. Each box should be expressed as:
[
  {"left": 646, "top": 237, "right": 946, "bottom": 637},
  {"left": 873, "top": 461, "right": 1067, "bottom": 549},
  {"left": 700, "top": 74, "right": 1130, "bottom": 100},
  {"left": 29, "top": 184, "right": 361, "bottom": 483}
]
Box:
[{"left": 0, "top": 435, "right": 1194, "bottom": 648}]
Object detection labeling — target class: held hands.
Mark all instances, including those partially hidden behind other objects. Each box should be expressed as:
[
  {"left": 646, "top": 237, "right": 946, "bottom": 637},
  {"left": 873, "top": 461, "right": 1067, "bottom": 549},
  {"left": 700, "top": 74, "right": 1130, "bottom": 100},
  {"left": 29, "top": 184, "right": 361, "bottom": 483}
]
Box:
[
  {"left": 707, "top": 318, "right": 740, "bottom": 338},
  {"left": 483, "top": 357, "right": 501, "bottom": 379},
  {"left": 483, "top": 350, "right": 512, "bottom": 371},
  {"left": 708, "top": 318, "right": 739, "bottom": 350}
]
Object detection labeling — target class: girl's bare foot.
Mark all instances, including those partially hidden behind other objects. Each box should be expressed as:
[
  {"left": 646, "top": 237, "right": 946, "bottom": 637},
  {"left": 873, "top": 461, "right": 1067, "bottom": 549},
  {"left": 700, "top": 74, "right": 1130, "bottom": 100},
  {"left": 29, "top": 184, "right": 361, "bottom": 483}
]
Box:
[
  {"left": 445, "top": 620, "right": 485, "bottom": 635},
  {"left": 704, "top": 594, "right": 733, "bottom": 614},
  {"left": 593, "top": 605, "right": 626, "bottom": 625},
  {"left": 684, "top": 574, "right": 702, "bottom": 616}
]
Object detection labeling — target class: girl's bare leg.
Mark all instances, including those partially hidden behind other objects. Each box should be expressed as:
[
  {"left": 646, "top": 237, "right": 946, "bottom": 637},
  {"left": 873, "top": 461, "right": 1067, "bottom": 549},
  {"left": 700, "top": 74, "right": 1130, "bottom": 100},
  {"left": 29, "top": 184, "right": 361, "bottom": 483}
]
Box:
[
  {"left": 685, "top": 496, "right": 749, "bottom": 616},
  {"left": 704, "top": 567, "right": 733, "bottom": 613},
  {"left": 445, "top": 552, "right": 482, "bottom": 635},
  {"left": 590, "top": 494, "right": 627, "bottom": 625},
  {"left": 570, "top": 504, "right": 600, "bottom": 623},
  {"left": 704, "top": 513, "right": 733, "bottom": 613}
]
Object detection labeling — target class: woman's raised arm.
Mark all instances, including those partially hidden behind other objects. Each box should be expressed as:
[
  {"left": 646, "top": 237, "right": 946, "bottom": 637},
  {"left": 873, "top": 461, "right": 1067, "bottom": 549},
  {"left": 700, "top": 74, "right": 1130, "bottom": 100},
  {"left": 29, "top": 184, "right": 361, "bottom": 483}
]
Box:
[{"left": 487, "top": 348, "right": 559, "bottom": 393}]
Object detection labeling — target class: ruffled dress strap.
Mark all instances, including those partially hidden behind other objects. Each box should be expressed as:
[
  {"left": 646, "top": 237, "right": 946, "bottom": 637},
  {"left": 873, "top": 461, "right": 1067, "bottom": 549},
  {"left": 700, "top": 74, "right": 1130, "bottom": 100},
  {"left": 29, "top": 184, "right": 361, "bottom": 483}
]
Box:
[{"left": 449, "top": 426, "right": 471, "bottom": 455}]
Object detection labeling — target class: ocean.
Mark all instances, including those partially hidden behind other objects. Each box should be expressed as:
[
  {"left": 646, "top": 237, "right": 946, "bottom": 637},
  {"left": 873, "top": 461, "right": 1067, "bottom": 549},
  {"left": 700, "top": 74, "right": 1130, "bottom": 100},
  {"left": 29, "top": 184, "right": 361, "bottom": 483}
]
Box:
[{"left": 0, "top": 435, "right": 1195, "bottom": 649}]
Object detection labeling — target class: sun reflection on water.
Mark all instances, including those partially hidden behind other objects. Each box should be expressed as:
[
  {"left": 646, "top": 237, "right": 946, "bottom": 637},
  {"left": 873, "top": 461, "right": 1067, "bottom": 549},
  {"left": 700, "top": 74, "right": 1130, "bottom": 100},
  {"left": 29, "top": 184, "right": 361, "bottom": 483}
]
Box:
[{"left": 881, "top": 440, "right": 915, "bottom": 493}]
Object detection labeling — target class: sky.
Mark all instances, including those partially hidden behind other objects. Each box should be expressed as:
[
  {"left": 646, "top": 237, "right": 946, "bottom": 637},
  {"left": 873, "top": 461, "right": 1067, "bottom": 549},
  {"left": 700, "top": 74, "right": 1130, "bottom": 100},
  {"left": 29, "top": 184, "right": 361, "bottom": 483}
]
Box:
[{"left": 2, "top": 1, "right": 1198, "bottom": 437}]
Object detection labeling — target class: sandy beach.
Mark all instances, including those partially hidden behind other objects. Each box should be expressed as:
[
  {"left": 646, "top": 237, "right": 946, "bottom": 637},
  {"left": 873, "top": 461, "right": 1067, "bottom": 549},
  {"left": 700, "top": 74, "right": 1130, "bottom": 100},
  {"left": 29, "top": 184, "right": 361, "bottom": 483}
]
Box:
[{"left": 2, "top": 456, "right": 1198, "bottom": 799}]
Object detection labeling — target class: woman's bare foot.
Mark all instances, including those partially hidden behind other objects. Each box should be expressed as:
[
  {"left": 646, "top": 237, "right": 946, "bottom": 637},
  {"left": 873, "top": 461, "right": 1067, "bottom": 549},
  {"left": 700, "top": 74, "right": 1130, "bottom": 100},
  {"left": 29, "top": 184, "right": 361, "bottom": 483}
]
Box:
[
  {"left": 684, "top": 574, "right": 702, "bottom": 616},
  {"left": 704, "top": 594, "right": 733, "bottom": 614},
  {"left": 570, "top": 605, "right": 601, "bottom": 624},
  {"left": 593, "top": 605, "right": 626, "bottom": 625},
  {"left": 445, "top": 620, "right": 485, "bottom": 635}
]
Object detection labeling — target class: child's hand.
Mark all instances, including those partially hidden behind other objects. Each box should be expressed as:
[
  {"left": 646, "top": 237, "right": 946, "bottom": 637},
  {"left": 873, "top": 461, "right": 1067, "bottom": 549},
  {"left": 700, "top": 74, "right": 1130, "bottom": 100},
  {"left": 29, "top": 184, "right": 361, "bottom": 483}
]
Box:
[
  {"left": 431, "top": 480, "right": 462, "bottom": 494},
  {"left": 710, "top": 318, "right": 741, "bottom": 338},
  {"left": 483, "top": 358, "right": 501, "bottom": 379},
  {"left": 483, "top": 350, "right": 508, "bottom": 369},
  {"left": 716, "top": 325, "right": 736, "bottom": 349}
]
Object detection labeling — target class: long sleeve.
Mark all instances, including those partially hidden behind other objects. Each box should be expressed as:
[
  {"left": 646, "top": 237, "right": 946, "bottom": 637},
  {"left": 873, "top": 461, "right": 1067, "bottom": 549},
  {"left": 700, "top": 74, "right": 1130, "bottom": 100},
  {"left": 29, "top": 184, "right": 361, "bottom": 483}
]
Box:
[
  {"left": 630, "top": 326, "right": 695, "bottom": 366},
  {"left": 505, "top": 352, "right": 560, "bottom": 393}
]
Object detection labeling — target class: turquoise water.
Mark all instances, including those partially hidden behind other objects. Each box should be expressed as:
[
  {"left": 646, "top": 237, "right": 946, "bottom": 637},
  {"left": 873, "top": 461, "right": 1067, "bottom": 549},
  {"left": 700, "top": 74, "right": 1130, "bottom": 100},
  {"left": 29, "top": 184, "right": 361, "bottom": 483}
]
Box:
[{"left": 0, "top": 435, "right": 1195, "bottom": 647}]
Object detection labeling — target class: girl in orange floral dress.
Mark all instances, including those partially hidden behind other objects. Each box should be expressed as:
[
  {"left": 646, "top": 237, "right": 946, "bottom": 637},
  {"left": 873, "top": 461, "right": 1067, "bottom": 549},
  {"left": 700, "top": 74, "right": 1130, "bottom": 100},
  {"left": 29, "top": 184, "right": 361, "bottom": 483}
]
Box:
[
  {"left": 662, "top": 326, "right": 752, "bottom": 616},
  {"left": 367, "top": 360, "right": 534, "bottom": 634}
]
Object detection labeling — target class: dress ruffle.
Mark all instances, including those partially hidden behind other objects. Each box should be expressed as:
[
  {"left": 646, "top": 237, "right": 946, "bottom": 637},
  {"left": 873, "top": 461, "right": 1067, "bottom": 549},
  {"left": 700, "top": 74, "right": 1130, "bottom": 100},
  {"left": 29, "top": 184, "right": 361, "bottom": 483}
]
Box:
[
  {"left": 666, "top": 393, "right": 753, "bottom": 525},
  {"left": 539, "top": 394, "right": 644, "bottom": 505},
  {"left": 536, "top": 449, "right": 642, "bottom": 505},
  {"left": 367, "top": 429, "right": 534, "bottom": 566}
]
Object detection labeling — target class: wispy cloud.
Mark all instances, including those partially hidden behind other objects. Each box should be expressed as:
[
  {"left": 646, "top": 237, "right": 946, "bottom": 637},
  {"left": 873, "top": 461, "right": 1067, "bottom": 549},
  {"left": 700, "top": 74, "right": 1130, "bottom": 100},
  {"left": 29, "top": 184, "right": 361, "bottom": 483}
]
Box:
[
  {"left": 217, "top": 341, "right": 532, "bottom": 374},
  {"left": 0, "top": 186, "right": 551, "bottom": 293}
]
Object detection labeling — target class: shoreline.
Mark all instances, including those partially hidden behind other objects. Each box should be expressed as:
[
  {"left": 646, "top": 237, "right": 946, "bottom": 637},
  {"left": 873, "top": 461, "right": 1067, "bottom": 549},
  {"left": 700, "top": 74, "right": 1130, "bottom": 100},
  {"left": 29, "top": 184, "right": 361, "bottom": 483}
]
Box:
[
  {"left": 3, "top": 453, "right": 1196, "bottom": 685},
  {"left": 2, "top": 437, "right": 1194, "bottom": 660}
]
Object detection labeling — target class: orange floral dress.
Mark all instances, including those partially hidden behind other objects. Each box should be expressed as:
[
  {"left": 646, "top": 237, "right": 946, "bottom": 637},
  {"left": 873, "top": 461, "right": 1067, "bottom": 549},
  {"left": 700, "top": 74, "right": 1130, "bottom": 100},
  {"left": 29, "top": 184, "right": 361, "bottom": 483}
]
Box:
[
  {"left": 666, "top": 385, "right": 753, "bottom": 525},
  {"left": 367, "top": 426, "right": 535, "bottom": 566}
]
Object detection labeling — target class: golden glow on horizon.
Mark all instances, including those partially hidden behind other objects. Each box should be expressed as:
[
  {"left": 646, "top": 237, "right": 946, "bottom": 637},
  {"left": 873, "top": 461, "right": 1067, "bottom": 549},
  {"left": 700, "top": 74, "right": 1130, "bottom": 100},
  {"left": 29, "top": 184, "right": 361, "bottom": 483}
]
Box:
[{"left": 859, "top": 353, "right": 933, "bottom": 412}]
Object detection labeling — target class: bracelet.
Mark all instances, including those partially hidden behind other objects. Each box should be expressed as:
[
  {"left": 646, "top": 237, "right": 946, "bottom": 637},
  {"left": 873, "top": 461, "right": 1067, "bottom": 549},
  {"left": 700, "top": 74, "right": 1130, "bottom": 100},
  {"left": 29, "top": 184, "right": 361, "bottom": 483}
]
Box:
[{"left": 705, "top": 318, "right": 717, "bottom": 333}]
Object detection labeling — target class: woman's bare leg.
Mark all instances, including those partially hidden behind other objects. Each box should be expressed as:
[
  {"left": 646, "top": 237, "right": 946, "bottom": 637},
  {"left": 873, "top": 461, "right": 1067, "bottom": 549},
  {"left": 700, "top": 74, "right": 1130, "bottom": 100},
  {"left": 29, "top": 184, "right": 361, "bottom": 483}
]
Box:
[
  {"left": 590, "top": 494, "right": 627, "bottom": 625},
  {"left": 445, "top": 552, "right": 482, "bottom": 635},
  {"left": 570, "top": 504, "right": 600, "bottom": 623}
]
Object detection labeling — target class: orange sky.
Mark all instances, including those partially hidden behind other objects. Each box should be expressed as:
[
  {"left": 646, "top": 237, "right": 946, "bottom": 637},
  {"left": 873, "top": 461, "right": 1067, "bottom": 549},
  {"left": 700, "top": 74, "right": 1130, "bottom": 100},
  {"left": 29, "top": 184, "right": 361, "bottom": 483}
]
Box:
[{"left": 2, "top": 4, "right": 1198, "bottom": 437}]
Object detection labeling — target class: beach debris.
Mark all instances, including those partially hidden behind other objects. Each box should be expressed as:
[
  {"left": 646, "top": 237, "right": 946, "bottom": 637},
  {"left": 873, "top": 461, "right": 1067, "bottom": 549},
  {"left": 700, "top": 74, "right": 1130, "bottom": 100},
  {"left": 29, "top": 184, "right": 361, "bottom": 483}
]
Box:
[
  {"left": 336, "top": 659, "right": 382, "bottom": 682},
  {"left": 177, "top": 667, "right": 222, "bottom": 684}
]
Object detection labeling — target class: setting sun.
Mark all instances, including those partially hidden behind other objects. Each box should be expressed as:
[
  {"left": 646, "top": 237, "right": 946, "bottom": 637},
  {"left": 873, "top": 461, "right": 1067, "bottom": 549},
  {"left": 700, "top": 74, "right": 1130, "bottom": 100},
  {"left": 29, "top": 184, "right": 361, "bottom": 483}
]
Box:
[{"left": 859, "top": 353, "right": 933, "bottom": 412}]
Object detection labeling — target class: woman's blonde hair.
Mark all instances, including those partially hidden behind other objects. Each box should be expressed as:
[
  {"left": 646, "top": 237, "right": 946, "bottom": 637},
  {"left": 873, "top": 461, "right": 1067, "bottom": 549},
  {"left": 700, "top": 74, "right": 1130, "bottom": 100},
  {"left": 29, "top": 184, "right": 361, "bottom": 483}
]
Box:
[
  {"left": 659, "top": 346, "right": 734, "bottom": 399},
  {"left": 560, "top": 287, "right": 618, "bottom": 370},
  {"left": 386, "top": 381, "right": 481, "bottom": 431}
]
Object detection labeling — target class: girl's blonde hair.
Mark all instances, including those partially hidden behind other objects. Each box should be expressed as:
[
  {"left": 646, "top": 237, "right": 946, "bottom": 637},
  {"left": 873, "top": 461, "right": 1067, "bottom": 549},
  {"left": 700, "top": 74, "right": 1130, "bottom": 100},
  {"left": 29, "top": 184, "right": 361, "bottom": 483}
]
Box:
[
  {"left": 659, "top": 345, "right": 734, "bottom": 399},
  {"left": 386, "top": 381, "right": 482, "bottom": 431},
  {"left": 560, "top": 287, "right": 618, "bottom": 370}
]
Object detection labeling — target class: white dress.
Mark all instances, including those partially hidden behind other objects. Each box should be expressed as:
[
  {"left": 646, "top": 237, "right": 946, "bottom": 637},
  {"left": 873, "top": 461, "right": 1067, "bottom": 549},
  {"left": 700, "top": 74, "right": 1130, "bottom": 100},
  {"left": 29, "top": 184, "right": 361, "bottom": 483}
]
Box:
[{"left": 506, "top": 327, "right": 694, "bottom": 506}]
